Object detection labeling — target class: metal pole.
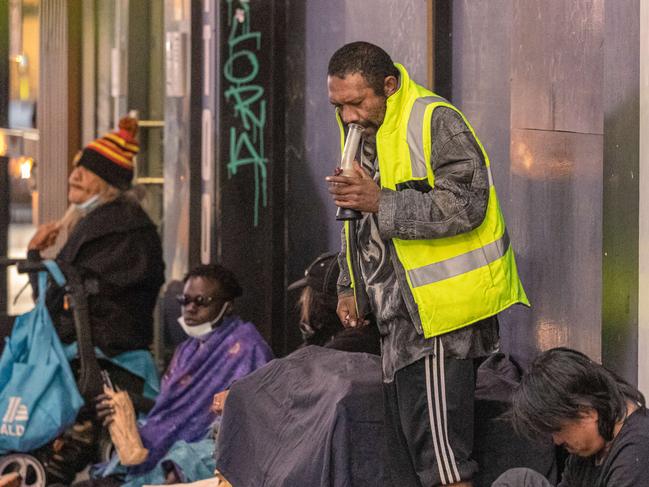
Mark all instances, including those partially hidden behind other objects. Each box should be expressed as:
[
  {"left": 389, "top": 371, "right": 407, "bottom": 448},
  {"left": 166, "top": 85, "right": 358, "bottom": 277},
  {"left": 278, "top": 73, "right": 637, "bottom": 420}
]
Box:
[{"left": 0, "top": 0, "right": 10, "bottom": 321}]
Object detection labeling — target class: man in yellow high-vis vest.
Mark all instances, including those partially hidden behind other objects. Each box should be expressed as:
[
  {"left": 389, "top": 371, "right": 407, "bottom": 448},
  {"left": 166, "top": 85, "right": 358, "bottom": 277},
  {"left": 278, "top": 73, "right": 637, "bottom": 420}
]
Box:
[{"left": 326, "top": 42, "right": 529, "bottom": 487}]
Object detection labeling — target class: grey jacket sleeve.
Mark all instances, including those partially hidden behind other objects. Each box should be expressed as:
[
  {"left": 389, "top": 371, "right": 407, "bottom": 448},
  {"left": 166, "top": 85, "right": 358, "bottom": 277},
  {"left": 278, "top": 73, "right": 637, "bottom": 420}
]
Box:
[
  {"left": 337, "top": 225, "right": 353, "bottom": 294},
  {"left": 377, "top": 106, "right": 490, "bottom": 241}
]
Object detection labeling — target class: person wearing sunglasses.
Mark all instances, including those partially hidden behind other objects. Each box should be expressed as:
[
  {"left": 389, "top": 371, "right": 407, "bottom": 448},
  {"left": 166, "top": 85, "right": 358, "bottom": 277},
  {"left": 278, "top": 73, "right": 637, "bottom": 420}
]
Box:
[
  {"left": 175, "top": 269, "right": 234, "bottom": 338},
  {"left": 93, "top": 264, "right": 273, "bottom": 487}
]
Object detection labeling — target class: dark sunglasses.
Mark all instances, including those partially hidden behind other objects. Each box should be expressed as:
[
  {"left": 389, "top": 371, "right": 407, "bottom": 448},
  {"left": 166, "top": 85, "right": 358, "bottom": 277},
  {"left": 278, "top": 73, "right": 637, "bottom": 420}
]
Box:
[{"left": 175, "top": 294, "right": 217, "bottom": 307}]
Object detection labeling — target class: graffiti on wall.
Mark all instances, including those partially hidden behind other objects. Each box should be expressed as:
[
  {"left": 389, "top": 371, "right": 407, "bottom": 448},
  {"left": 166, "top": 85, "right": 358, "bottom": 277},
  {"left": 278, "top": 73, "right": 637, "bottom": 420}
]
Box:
[{"left": 224, "top": 0, "right": 267, "bottom": 227}]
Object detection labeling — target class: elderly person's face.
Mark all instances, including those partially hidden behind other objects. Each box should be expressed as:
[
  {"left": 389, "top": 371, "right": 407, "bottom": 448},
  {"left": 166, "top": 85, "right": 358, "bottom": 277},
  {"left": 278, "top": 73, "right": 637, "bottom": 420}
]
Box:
[
  {"left": 68, "top": 165, "right": 105, "bottom": 204},
  {"left": 181, "top": 276, "right": 226, "bottom": 327}
]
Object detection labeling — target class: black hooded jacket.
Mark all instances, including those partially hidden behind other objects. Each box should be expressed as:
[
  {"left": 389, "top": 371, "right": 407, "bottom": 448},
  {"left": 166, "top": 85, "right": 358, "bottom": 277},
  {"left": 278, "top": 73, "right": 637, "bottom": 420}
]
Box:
[{"left": 30, "top": 196, "right": 165, "bottom": 356}]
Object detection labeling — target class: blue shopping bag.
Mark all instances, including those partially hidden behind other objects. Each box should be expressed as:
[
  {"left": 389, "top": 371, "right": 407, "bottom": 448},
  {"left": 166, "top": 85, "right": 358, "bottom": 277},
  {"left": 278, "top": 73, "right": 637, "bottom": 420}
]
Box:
[{"left": 0, "top": 261, "right": 84, "bottom": 453}]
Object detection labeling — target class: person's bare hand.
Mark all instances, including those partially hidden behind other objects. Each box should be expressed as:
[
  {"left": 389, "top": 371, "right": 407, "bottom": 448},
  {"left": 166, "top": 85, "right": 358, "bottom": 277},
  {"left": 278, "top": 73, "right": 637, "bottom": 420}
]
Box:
[
  {"left": 28, "top": 222, "right": 60, "bottom": 251},
  {"left": 326, "top": 162, "right": 380, "bottom": 213},
  {"left": 164, "top": 469, "right": 180, "bottom": 484},
  {"left": 211, "top": 390, "right": 230, "bottom": 415},
  {"left": 95, "top": 393, "right": 116, "bottom": 428},
  {"left": 337, "top": 293, "right": 368, "bottom": 328}
]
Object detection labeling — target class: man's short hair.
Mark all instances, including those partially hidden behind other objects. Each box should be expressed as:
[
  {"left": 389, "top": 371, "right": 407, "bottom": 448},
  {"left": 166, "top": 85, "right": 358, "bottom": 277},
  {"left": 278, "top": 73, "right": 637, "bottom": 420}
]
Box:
[
  {"left": 327, "top": 41, "right": 400, "bottom": 95},
  {"left": 511, "top": 347, "right": 646, "bottom": 441},
  {"left": 183, "top": 264, "right": 243, "bottom": 301}
]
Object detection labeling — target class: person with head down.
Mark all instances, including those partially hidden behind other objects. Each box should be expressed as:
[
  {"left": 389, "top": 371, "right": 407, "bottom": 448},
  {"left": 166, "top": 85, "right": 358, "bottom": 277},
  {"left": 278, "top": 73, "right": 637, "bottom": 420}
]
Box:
[{"left": 493, "top": 348, "right": 649, "bottom": 487}]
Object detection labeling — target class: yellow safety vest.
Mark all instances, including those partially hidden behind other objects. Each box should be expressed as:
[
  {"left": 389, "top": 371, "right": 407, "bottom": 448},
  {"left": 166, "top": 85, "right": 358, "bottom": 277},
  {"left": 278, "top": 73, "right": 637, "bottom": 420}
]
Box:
[{"left": 340, "top": 64, "right": 529, "bottom": 338}]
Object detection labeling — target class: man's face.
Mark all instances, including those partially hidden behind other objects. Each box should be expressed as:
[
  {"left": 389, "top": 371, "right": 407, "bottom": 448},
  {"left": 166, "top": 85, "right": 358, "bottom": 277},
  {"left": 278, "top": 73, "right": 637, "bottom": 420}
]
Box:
[
  {"left": 551, "top": 409, "right": 606, "bottom": 457},
  {"left": 181, "top": 276, "right": 225, "bottom": 327},
  {"left": 68, "top": 165, "right": 105, "bottom": 204},
  {"left": 327, "top": 72, "right": 388, "bottom": 136}
]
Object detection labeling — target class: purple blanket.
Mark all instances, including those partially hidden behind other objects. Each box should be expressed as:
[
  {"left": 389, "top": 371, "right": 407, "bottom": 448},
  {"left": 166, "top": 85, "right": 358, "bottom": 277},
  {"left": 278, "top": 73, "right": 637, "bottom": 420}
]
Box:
[{"left": 131, "top": 315, "right": 273, "bottom": 473}]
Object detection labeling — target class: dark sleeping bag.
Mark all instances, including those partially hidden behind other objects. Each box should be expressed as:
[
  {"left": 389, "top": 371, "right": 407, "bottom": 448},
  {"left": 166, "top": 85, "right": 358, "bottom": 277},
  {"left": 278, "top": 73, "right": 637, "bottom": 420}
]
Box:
[
  {"left": 215, "top": 348, "right": 557, "bottom": 487},
  {"left": 214, "top": 346, "right": 387, "bottom": 486}
]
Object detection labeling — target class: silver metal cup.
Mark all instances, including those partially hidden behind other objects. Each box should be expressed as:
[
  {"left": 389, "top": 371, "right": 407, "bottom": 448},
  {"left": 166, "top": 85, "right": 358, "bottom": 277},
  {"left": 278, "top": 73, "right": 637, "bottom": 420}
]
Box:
[{"left": 336, "top": 123, "right": 364, "bottom": 221}]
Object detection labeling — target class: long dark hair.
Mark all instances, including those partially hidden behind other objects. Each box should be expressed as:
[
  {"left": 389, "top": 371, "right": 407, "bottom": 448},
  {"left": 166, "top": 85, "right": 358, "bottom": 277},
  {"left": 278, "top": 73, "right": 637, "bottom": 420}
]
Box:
[{"left": 511, "top": 347, "right": 645, "bottom": 441}]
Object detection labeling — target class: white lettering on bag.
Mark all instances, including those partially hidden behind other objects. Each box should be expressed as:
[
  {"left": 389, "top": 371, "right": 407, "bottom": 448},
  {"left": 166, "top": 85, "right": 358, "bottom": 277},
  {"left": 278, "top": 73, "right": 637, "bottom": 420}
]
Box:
[{"left": 1, "top": 397, "right": 29, "bottom": 437}]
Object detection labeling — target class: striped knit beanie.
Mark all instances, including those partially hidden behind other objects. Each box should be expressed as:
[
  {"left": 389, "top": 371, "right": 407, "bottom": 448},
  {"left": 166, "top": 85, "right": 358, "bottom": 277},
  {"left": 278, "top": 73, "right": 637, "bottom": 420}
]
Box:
[{"left": 76, "top": 116, "right": 139, "bottom": 190}]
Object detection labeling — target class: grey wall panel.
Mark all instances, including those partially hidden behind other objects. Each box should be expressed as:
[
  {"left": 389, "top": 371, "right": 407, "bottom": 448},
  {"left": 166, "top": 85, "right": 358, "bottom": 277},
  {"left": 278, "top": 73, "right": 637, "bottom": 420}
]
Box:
[
  {"left": 451, "top": 0, "right": 512, "bottom": 205},
  {"left": 511, "top": 0, "right": 604, "bottom": 135},
  {"left": 284, "top": 0, "right": 348, "bottom": 350},
  {"left": 163, "top": 0, "right": 192, "bottom": 280},
  {"left": 285, "top": 0, "right": 344, "bottom": 318},
  {"left": 38, "top": 0, "right": 79, "bottom": 226},
  {"left": 95, "top": 0, "right": 114, "bottom": 136},
  {"left": 508, "top": 1, "right": 604, "bottom": 363},
  {"left": 451, "top": 0, "right": 604, "bottom": 366},
  {"left": 507, "top": 128, "right": 603, "bottom": 361},
  {"left": 451, "top": 0, "right": 530, "bottom": 360},
  {"left": 163, "top": 99, "right": 192, "bottom": 280},
  {"left": 344, "top": 0, "right": 427, "bottom": 85}
]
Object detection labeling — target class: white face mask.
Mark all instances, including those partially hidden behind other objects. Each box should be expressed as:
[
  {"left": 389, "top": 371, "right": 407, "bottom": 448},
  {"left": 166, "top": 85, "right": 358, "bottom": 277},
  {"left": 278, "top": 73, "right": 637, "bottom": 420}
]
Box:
[
  {"left": 177, "top": 301, "right": 231, "bottom": 339},
  {"left": 74, "top": 193, "right": 102, "bottom": 213}
]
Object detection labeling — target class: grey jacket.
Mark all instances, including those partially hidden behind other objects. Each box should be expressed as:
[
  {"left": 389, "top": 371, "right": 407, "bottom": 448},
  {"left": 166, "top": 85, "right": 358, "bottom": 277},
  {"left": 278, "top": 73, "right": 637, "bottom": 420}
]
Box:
[
  {"left": 337, "top": 105, "right": 491, "bottom": 333},
  {"left": 336, "top": 105, "right": 499, "bottom": 379}
]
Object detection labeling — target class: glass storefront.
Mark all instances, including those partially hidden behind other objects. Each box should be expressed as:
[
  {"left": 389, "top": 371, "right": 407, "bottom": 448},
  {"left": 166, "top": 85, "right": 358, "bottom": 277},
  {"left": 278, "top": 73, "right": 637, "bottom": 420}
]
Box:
[
  {"left": 2, "top": 0, "right": 39, "bottom": 315},
  {"left": 2, "top": 0, "right": 165, "bottom": 316}
]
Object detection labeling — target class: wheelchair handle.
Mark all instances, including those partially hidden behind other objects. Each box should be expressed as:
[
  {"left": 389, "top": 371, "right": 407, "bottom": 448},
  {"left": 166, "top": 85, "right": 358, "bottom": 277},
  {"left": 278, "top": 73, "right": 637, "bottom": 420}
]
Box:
[{"left": 0, "top": 258, "right": 49, "bottom": 274}]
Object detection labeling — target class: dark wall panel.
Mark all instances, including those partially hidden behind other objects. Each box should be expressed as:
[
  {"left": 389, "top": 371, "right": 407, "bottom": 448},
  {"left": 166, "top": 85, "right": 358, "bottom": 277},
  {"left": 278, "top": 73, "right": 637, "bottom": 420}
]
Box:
[
  {"left": 214, "top": 0, "right": 285, "bottom": 344},
  {"left": 602, "top": 0, "right": 640, "bottom": 382}
]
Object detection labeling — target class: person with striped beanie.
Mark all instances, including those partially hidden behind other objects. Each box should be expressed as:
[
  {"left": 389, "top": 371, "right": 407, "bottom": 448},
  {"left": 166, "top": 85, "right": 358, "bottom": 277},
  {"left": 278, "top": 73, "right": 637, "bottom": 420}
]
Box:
[
  {"left": 75, "top": 115, "right": 139, "bottom": 191},
  {"left": 29, "top": 116, "right": 142, "bottom": 249},
  {"left": 24, "top": 116, "right": 165, "bottom": 448}
]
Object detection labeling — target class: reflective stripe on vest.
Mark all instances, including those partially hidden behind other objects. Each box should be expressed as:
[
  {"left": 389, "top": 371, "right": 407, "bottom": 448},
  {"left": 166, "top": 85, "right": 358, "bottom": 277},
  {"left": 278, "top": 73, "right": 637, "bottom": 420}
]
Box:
[
  {"left": 407, "top": 96, "right": 446, "bottom": 178},
  {"left": 407, "top": 95, "right": 495, "bottom": 186},
  {"left": 408, "top": 230, "right": 510, "bottom": 288}
]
